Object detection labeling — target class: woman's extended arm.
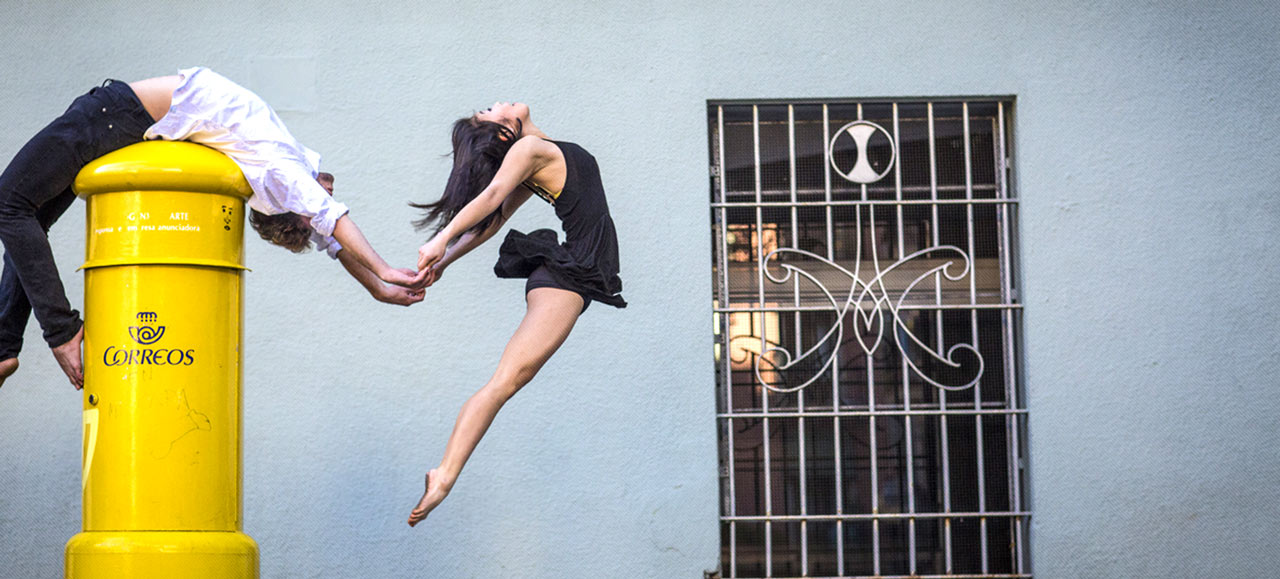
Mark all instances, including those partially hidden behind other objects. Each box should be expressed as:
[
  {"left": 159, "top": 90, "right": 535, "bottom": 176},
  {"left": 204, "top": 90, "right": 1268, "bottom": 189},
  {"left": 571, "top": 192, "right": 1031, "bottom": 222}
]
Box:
[
  {"left": 417, "top": 136, "right": 551, "bottom": 271},
  {"left": 429, "top": 186, "right": 533, "bottom": 280}
]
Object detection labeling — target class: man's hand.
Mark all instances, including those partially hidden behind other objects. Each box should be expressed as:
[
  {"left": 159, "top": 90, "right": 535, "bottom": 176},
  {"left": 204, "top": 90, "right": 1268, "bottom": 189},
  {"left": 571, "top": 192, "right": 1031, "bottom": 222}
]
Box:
[
  {"left": 396, "top": 267, "right": 432, "bottom": 290},
  {"left": 380, "top": 266, "right": 431, "bottom": 289},
  {"left": 377, "top": 285, "right": 425, "bottom": 306},
  {"left": 51, "top": 326, "right": 84, "bottom": 390},
  {"left": 422, "top": 264, "right": 446, "bottom": 288}
]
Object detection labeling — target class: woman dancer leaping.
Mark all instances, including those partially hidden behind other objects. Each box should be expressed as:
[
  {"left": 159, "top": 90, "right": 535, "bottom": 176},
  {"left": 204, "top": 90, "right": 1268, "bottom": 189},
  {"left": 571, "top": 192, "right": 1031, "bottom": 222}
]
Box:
[{"left": 407, "top": 102, "right": 625, "bottom": 526}]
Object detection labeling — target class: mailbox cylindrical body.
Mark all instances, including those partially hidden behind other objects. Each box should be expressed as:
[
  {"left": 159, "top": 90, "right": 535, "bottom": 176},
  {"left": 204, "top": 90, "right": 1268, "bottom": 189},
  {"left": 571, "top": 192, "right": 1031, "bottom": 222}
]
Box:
[{"left": 65, "top": 141, "right": 258, "bottom": 578}]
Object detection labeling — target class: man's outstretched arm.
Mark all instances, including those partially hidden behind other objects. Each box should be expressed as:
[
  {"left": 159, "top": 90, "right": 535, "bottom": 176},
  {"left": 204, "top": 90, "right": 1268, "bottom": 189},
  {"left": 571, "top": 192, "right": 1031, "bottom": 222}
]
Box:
[
  {"left": 330, "top": 214, "right": 428, "bottom": 289},
  {"left": 336, "top": 248, "right": 423, "bottom": 306}
]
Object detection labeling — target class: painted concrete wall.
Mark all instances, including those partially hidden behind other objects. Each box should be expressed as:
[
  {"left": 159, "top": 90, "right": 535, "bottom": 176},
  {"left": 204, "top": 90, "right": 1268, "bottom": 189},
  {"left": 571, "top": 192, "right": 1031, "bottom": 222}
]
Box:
[{"left": 1, "top": 1, "right": 1276, "bottom": 577}]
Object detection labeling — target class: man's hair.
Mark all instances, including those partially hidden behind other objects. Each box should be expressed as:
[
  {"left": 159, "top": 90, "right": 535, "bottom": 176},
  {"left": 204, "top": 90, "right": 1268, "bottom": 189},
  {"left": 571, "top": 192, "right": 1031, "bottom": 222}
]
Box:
[
  {"left": 248, "top": 172, "right": 335, "bottom": 253},
  {"left": 248, "top": 210, "right": 311, "bottom": 253}
]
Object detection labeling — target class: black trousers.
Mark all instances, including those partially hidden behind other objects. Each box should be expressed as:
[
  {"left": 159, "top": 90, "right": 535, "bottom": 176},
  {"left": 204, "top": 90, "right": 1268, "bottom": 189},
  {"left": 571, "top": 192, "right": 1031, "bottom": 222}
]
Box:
[{"left": 0, "top": 80, "right": 154, "bottom": 359}]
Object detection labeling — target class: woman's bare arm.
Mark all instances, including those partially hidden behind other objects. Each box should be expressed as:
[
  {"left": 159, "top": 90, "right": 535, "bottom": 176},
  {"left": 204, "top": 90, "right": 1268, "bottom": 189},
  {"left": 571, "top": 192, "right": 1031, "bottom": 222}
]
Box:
[
  {"left": 418, "top": 136, "right": 555, "bottom": 270},
  {"left": 433, "top": 186, "right": 534, "bottom": 275}
]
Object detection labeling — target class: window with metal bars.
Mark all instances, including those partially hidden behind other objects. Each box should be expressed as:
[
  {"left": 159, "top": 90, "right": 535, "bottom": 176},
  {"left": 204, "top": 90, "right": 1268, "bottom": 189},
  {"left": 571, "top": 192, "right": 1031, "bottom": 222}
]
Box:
[{"left": 709, "top": 99, "right": 1029, "bottom": 579}]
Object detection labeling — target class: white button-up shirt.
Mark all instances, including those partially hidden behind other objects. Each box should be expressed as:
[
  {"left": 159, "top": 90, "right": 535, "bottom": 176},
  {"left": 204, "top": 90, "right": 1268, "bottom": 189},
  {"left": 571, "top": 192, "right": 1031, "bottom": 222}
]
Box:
[{"left": 144, "top": 67, "right": 347, "bottom": 258}]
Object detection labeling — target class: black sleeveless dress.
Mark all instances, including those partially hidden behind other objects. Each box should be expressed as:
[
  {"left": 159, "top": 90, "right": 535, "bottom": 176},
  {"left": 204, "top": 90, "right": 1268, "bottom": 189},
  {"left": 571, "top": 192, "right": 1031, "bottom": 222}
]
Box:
[{"left": 493, "top": 139, "right": 627, "bottom": 309}]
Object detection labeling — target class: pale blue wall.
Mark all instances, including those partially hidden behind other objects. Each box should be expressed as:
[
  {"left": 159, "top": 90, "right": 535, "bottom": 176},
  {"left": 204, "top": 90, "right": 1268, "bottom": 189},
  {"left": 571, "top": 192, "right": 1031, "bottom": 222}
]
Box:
[{"left": 1, "top": 1, "right": 1276, "bottom": 577}]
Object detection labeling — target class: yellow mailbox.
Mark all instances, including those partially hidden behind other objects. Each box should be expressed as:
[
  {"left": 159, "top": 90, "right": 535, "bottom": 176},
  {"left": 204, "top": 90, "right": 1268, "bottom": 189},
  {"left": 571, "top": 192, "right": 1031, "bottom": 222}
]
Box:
[{"left": 65, "top": 141, "right": 258, "bottom": 578}]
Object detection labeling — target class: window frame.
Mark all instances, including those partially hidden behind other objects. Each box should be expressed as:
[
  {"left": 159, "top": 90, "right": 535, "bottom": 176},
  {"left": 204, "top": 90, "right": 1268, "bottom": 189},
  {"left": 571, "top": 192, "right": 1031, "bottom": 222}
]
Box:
[{"left": 708, "top": 97, "right": 1030, "bottom": 579}]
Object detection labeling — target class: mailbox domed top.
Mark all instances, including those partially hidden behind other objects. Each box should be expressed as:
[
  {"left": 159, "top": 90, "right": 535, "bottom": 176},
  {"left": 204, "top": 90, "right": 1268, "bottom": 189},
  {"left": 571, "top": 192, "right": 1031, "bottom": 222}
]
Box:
[{"left": 75, "top": 141, "right": 253, "bottom": 199}]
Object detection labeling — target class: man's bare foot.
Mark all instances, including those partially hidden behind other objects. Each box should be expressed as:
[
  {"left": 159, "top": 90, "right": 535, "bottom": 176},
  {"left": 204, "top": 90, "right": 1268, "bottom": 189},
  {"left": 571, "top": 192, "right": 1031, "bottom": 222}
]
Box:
[
  {"left": 408, "top": 469, "right": 451, "bottom": 527},
  {"left": 0, "top": 358, "right": 17, "bottom": 389}
]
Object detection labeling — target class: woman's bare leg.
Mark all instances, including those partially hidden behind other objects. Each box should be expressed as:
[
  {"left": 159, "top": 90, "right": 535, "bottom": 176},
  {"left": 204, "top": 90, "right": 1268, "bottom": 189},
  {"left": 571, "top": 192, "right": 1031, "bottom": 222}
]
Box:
[{"left": 408, "top": 287, "right": 583, "bottom": 526}]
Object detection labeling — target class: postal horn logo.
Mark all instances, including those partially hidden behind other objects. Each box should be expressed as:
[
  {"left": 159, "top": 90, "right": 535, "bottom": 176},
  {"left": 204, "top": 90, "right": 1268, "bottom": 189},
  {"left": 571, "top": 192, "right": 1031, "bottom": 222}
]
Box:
[
  {"left": 105, "top": 311, "right": 194, "bottom": 367},
  {"left": 128, "top": 311, "right": 165, "bottom": 345}
]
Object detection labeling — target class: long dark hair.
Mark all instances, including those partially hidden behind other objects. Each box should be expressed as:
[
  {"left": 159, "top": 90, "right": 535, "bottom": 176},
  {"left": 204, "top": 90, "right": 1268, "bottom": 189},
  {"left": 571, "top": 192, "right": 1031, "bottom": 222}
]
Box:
[{"left": 412, "top": 116, "right": 522, "bottom": 235}]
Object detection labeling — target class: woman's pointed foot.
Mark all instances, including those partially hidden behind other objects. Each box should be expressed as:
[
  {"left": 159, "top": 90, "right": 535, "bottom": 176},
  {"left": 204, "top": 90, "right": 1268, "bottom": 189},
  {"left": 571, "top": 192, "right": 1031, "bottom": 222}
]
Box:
[
  {"left": 408, "top": 468, "right": 451, "bottom": 527},
  {"left": 0, "top": 358, "right": 17, "bottom": 389}
]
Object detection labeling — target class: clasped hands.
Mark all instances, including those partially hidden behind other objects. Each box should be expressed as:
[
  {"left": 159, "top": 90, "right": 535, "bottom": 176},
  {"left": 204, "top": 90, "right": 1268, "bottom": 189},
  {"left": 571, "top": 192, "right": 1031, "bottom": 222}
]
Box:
[{"left": 375, "top": 238, "right": 449, "bottom": 306}]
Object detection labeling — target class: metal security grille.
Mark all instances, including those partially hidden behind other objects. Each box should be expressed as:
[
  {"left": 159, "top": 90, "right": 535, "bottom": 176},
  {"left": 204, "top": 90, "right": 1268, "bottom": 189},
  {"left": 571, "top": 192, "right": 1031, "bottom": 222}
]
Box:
[{"left": 709, "top": 99, "right": 1028, "bottom": 578}]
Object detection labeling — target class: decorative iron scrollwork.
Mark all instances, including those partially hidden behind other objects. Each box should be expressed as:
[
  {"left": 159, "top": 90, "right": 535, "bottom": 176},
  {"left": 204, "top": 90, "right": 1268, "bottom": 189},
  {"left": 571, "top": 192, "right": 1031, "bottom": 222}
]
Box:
[{"left": 753, "top": 210, "right": 983, "bottom": 393}]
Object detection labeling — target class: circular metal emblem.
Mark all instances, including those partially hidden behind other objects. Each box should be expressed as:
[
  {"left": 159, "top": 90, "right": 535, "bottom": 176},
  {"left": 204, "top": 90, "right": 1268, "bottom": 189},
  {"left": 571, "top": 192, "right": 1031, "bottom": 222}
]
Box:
[{"left": 828, "top": 120, "right": 896, "bottom": 184}]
